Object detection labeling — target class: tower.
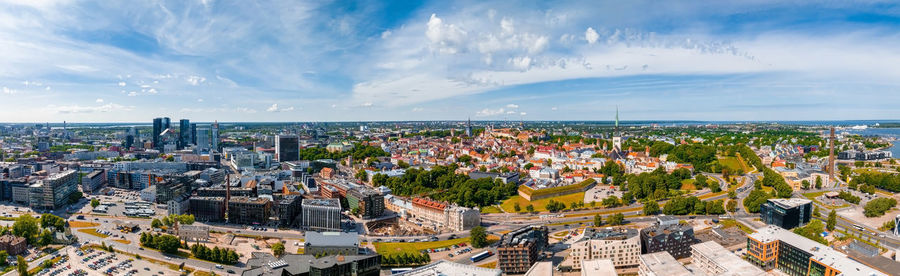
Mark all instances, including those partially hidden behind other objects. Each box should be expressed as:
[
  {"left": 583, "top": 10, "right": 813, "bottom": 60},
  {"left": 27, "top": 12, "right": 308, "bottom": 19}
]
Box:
[
  {"left": 465, "top": 117, "right": 473, "bottom": 137},
  {"left": 612, "top": 106, "right": 622, "bottom": 151},
  {"left": 178, "top": 119, "right": 190, "bottom": 150},
  {"left": 212, "top": 121, "right": 219, "bottom": 152},
  {"left": 828, "top": 127, "right": 836, "bottom": 182}
]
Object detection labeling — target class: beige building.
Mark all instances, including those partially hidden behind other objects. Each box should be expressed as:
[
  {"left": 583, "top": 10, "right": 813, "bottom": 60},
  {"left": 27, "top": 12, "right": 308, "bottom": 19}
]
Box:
[
  {"left": 691, "top": 241, "right": 765, "bottom": 276},
  {"left": 581, "top": 259, "right": 617, "bottom": 276},
  {"left": 406, "top": 197, "right": 481, "bottom": 232},
  {"left": 637, "top": 252, "right": 690, "bottom": 276},
  {"left": 563, "top": 228, "right": 641, "bottom": 271}
]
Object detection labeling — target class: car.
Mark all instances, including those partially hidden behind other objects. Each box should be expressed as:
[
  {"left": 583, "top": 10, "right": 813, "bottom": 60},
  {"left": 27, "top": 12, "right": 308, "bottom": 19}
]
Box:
[
  {"left": 228, "top": 269, "right": 235, "bottom": 274},
  {"left": 138, "top": 247, "right": 144, "bottom": 250},
  {"left": 215, "top": 265, "right": 224, "bottom": 269}
]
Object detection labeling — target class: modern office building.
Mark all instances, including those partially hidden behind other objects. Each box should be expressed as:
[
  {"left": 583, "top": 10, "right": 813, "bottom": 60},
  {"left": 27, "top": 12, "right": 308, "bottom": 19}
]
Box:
[
  {"left": 760, "top": 198, "right": 812, "bottom": 229},
  {"left": 894, "top": 214, "right": 900, "bottom": 237},
  {"left": 304, "top": 231, "right": 359, "bottom": 256},
  {"left": 746, "top": 225, "right": 887, "bottom": 276},
  {"left": 196, "top": 126, "right": 210, "bottom": 154},
  {"left": 179, "top": 119, "right": 191, "bottom": 150},
  {"left": 637, "top": 252, "right": 691, "bottom": 276},
  {"left": 189, "top": 196, "right": 225, "bottom": 222},
  {"left": 275, "top": 135, "right": 300, "bottom": 162},
  {"left": 227, "top": 197, "right": 272, "bottom": 225},
  {"left": 580, "top": 259, "right": 617, "bottom": 276},
  {"left": 32, "top": 170, "right": 78, "bottom": 209},
  {"left": 691, "top": 241, "right": 765, "bottom": 276},
  {"left": 242, "top": 252, "right": 380, "bottom": 276},
  {"left": 211, "top": 121, "right": 219, "bottom": 152},
  {"left": 563, "top": 228, "right": 640, "bottom": 271},
  {"left": 497, "top": 225, "right": 548, "bottom": 274},
  {"left": 347, "top": 188, "right": 384, "bottom": 219},
  {"left": 301, "top": 198, "right": 341, "bottom": 231},
  {"left": 152, "top": 117, "right": 166, "bottom": 149},
  {"left": 639, "top": 222, "right": 698, "bottom": 259},
  {"left": 81, "top": 169, "right": 106, "bottom": 193}
]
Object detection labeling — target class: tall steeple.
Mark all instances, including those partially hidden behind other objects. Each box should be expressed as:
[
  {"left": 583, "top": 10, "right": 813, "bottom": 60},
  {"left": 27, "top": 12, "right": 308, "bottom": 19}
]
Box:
[
  {"left": 612, "top": 106, "right": 622, "bottom": 151},
  {"left": 615, "top": 105, "right": 619, "bottom": 134}
]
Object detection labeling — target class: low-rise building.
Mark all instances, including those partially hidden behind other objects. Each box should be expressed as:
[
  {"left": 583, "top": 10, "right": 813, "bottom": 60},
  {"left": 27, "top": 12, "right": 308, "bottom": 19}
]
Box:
[
  {"left": 637, "top": 251, "right": 690, "bottom": 276},
  {"left": 580, "top": 259, "right": 617, "bottom": 276},
  {"left": 228, "top": 197, "right": 272, "bottom": 225},
  {"left": 304, "top": 231, "right": 359, "bottom": 256},
  {"left": 241, "top": 252, "right": 380, "bottom": 276},
  {"left": 0, "top": 234, "right": 26, "bottom": 255},
  {"left": 177, "top": 225, "right": 210, "bottom": 242},
  {"left": 82, "top": 170, "right": 106, "bottom": 193},
  {"left": 189, "top": 196, "right": 225, "bottom": 222},
  {"left": 746, "top": 225, "right": 886, "bottom": 276},
  {"left": 347, "top": 188, "right": 384, "bottom": 219},
  {"left": 397, "top": 260, "right": 501, "bottom": 276}
]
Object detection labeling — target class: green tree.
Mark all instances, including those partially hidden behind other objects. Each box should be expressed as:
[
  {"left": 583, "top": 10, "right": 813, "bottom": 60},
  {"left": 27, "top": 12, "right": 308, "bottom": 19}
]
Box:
[
  {"left": 161, "top": 216, "right": 171, "bottom": 226},
  {"left": 17, "top": 255, "right": 28, "bottom": 276},
  {"left": 827, "top": 210, "right": 837, "bottom": 231},
  {"left": 151, "top": 219, "right": 162, "bottom": 228},
  {"left": 38, "top": 229, "right": 53, "bottom": 246},
  {"left": 525, "top": 204, "right": 534, "bottom": 213},
  {"left": 13, "top": 214, "right": 39, "bottom": 244},
  {"left": 643, "top": 200, "right": 660, "bottom": 215},
  {"left": 607, "top": 213, "right": 625, "bottom": 226},
  {"left": 726, "top": 200, "right": 737, "bottom": 212},
  {"left": 815, "top": 176, "right": 823, "bottom": 189},
  {"left": 91, "top": 198, "right": 100, "bottom": 208},
  {"left": 0, "top": 250, "right": 7, "bottom": 266},
  {"left": 801, "top": 180, "right": 810, "bottom": 189},
  {"left": 271, "top": 242, "right": 285, "bottom": 257},
  {"left": 593, "top": 214, "right": 602, "bottom": 226},
  {"left": 513, "top": 202, "right": 521, "bottom": 212},
  {"left": 155, "top": 235, "right": 182, "bottom": 254},
  {"left": 470, "top": 226, "right": 488, "bottom": 248}
]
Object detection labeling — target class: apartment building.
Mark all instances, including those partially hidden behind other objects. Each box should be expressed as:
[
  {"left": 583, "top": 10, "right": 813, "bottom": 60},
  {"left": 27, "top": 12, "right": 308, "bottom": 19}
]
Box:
[
  {"left": 563, "top": 228, "right": 640, "bottom": 271},
  {"left": 639, "top": 222, "right": 698, "bottom": 259},
  {"left": 637, "top": 252, "right": 691, "bottom": 276},
  {"left": 497, "top": 225, "right": 548, "bottom": 274},
  {"left": 227, "top": 197, "right": 272, "bottom": 225},
  {"left": 691, "top": 241, "right": 765, "bottom": 276},
  {"left": 746, "top": 225, "right": 887, "bottom": 276}
]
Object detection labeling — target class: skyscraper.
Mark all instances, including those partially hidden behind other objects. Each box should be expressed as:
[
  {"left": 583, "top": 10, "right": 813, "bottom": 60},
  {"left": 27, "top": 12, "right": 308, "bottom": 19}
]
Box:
[
  {"left": 275, "top": 135, "right": 299, "bottom": 162},
  {"left": 152, "top": 117, "right": 163, "bottom": 150},
  {"left": 211, "top": 121, "right": 219, "bottom": 152},
  {"left": 179, "top": 119, "right": 190, "bottom": 150},
  {"left": 196, "top": 126, "right": 210, "bottom": 154},
  {"left": 190, "top": 123, "right": 197, "bottom": 145}
]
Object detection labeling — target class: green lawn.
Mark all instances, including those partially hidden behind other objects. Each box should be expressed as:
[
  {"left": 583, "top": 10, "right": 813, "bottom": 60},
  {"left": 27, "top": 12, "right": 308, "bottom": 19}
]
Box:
[
  {"left": 719, "top": 156, "right": 751, "bottom": 173},
  {"left": 680, "top": 179, "right": 696, "bottom": 190},
  {"left": 374, "top": 237, "right": 498, "bottom": 256},
  {"left": 802, "top": 191, "right": 827, "bottom": 199},
  {"left": 720, "top": 219, "right": 755, "bottom": 234},
  {"left": 77, "top": 228, "right": 109, "bottom": 238},
  {"left": 480, "top": 206, "right": 502, "bottom": 214},
  {"left": 500, "top": 192, "right": 585, "bottom": 213}
]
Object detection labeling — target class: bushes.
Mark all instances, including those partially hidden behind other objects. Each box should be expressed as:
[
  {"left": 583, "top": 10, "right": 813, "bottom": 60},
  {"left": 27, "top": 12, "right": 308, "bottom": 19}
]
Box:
[
  {"left": 863, "top": 198, "right": 897, "bottom": 217},
  {"left": 662, "top": 196, "right": 706, "bottom": 215},
  {"left": 854, "top": 171, "right": 900, "bottom": 192},
  {"left": 793, "top": 220, "right": 827, "bottom": 245},
  {"left": 837, "top": 191, "right": 860, "bottom": 204},
  {"left": 190, "top": 244, "right": 239, "bottom": 265},
  {"left": 381, "top": 253, "right": 430, "bottom": 267},
  {"left": 140, "top": 233, "right": 181, "bottom": 254},
  {"left": 743, "top": 190, "right": 771, "bottom": 213}
]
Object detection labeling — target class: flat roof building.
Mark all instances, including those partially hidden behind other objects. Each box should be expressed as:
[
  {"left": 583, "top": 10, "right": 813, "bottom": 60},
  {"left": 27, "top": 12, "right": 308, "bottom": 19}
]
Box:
[
  {"left": 640, "top": 222, "right": 698, "bottom": 259},
  {"left": 760, "top": 198, "right": 812, "bottom": 229},
  {"left": 397, "top": 260, "right": 501, "bottom": 276},
  {"left": 498, "top": 225, "right": 548, "bottom": 274},
  {"left": 305, "top": 231, "right": 359, "bottom": 256},
  {"left": 302, "top": 198, "right": 342, "bottom": 232},
  {"left": 746, "top": 225, "right": 886, "bottom": 276},
  {"left": 691, "top": 241, "right": 765, "bottom": 276},
  {"left": 562, "top": 227, "right": 640, "bottom": 271},
  {"left": 580, "top": 259, "right": 617, "bottom": 276},
  {"left": 637, "top": 251, "right": 691, "bottom": 276}
]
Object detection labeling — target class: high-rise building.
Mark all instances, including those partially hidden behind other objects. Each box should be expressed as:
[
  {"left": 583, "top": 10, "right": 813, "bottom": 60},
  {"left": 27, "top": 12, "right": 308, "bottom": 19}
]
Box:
[
  {"left": 275, "top": 135, "right": 300, "bottom": 162},
  {"left": 179, "top": 119, "right": 191, "bottom": 150},
  {"left": 211, "top": 121, "right": 219, "bottom": 152},
  {"left": 196, "top": 126, "right": 210, "bottom": 154},
  {"left": 152, "top": 117, "right": 163, "bottom": 149},
  {"left": 759, "top": 198, "right": 812, "bottom": 230},
  {"left": 498, "top": 225, "right": 548, "bottom": 274},
  {"left": 301, "top": 198, "right": 341, "bottom": 231},
  {"left": 190, "top": 123, "right": 197, "bottom": 145},
  {"left": 465, "top": 118, "right": 472, "bottom": 137},
  {"left": 31, "top": 170, "right": 78, "bottom": 209}
]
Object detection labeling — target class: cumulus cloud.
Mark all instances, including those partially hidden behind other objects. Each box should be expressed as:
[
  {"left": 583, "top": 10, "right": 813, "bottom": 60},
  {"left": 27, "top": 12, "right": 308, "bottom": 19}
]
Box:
[
  {"left": 2, "top": 87, "right": 18, "bottom": 95},
  {"left": 426, "top": 14, "right": 468, "bottom": 54},
  {"left": 585, "top": 27, "right": 599, "bottom": 44},
  {"left": 51, "top": 103, "right": 134, "bottom": 114},
  {"left": 506, "top": 104, "right": 519, "bottom": 109},
  {"left": 266, "top": 104, "right": 295, "bottom": 112},
  {"left": 186, "top": 75, "right": 206, "bottom": 86},
  {"left": 476, "top": 107, "right": 505, "bottom": 117},
  {"left": 551, "top": 107, "right": 558, "bottom": 111},
  {"left": 520, "top": 112, "right": 527, "bottom": 116},
  {"left": 95, "top": 98, "right": 104, "bottom": 103},
  {"left": 118, "top": 81, "right": 126, "bottom": 87}
]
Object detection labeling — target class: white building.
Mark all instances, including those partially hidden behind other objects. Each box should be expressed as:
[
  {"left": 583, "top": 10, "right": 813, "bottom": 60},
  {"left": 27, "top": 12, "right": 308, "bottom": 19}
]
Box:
[
  {"left": 637, "top": 252, "right": 690, "bottom": 276},
  {"left": 140, "top": 186, "right": 156, "bottom": 202},
  {"left": 398, "top": 260, "right": 500, "bottom": 276},
  {"left": 691, "top": 241, "right": 765, "bottom": 276},
  {"left": 564, "top": 228, "right": 640, "bottom": 270},
  {"left": 581, "top": 259, "right": 617, "bottom": 276}
]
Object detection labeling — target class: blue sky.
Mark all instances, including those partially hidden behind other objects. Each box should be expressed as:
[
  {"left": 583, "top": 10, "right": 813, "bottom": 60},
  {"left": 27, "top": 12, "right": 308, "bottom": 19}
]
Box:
[{"left": 1, "top": 0, "right": 900, "bottom": 122}]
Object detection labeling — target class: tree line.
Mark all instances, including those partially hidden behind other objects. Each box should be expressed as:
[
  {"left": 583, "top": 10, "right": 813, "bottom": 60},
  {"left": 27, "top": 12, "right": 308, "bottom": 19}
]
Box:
[
  {"left": 372, "top": 164, "right": 517, "bottom": 207},
  {"left": 190, "top": 243, "right": 239, "bottom": 265}
]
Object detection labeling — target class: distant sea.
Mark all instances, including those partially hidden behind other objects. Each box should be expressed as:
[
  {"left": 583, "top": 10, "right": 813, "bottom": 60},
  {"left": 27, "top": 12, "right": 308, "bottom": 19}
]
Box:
[{"left": 846, "top": 128, "right": 900, "bottom": 157}]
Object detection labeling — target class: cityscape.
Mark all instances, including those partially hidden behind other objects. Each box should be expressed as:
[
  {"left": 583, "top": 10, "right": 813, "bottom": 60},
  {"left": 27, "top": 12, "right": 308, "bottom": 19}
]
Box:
[{"left": 2, "top": 1, "right": 900, "bottom": 276}]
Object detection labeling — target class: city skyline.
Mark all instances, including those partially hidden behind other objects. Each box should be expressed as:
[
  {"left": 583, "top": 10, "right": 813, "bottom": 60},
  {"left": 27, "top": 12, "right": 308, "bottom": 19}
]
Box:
[{"left": 2, "top": 0, "right": 900, "bottom": 122}]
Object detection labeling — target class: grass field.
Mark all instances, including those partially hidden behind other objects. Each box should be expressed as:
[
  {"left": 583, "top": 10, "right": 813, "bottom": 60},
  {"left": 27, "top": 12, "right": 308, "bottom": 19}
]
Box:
[
  {"left": 720, "top": 219, "right": 755, "bottom": 234},
  {"left": 680, "top": 179, "right": 696, "bottom": 190},
  {"left": 500, "top": 192, "right": 585, "bottom": 213},
  {"left": 719, "top": 155, "right": 751, "bottom": 173},
  {"left": 480, "top": 206, "right": 503, "bottom": 214},
  {"left": 77, "top": 228, "right": 108, "bottom": 238},
  {"left": 68, "top": 221, "right": 100, "bottom": 228},
  {"left": 374, "top": 237, "right": 498, "bottom": 256},
  {"left": 477, "top": 261, "right": 497, "bottom": 268},
  {"left": 113, "top": 239, "right": 131, "bottom": 244}
]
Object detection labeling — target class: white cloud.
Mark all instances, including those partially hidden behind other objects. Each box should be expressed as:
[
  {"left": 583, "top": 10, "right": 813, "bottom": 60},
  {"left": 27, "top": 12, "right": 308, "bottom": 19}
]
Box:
[
  {"left": 506, "top": 110, "right": 516, "bottom": 114},
  {"left": 585, "top": 27, "right": 599, "bottom": 44},
  {"left": 197, "top": 98, "right": 204, "bottom": 102},
  {"left": 266, "top": 104, "right": 295, "bottom": 112},
  {"left": 186, "top": 75, "right": 206, "bottom": 86},
  {"left": 118, "top": 81, "right": 126, "bottom": 87},
  {"left": 506, "top": 104, "right": 519, "bottom": 109},
  {"left": 381, "top": 30, "right": 392, "bottom": 39},
  {"left": 2, "top": 87, "right": 18, "bottom": 94},
  {"left": 476, "top": 107, "right": 505, "bottom": 117},
  {"left": 426, "top": 14, "right": 468, "bottom": 54},
  {"left": 235, "top": 107, "right": 257, "bottom": 113},
  {"left": 44, "top": 86, "right": 50, "bottom": 91},
  {"left": 95, "top": 98, "right": 103, "bottom": 103},
  {"left": 551, "top": 107, "right": 558, "bottom": 111},
  {"left": 411, "top": 107, "right": 423, "bottom": 112},
  {"left": 361, "top": 102, "right": 373, "bottom": 107},
  {"left": 51, "top": 103, "right": 134, "bottom": 114},
  {"left": 520, "top": 112, "right": 527, "bottom": 116},
  {"left": 127, "top": 91, "right": 137, "bottom": 96}
]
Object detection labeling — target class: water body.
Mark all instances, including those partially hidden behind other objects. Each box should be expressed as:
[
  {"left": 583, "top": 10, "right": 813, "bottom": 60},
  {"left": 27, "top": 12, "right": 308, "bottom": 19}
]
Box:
[{"left": 845, "top": 128, "right": 900, "bottom": 157}]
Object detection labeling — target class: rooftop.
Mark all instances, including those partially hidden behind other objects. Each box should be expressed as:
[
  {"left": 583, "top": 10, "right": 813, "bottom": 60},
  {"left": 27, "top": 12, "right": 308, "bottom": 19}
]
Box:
[
  {"left": 305, "top": 231, "right": 359, "bottom": 248},
  {"left": 691, "top": 241, "right": 765, "bottom": 276},
  {"left": 749, "top": 225, "right": 887, "bottom": 276},
  {"left": 639, "top": 252, "right": 691, "bottom": 276},
  {"left": 767, "top": 198, "right": 812, "bottom": 209},
  {"left": 397, "top": 260, "right": 501, "bottom": 276},
  {"left": 302, "top": 198, "right": 341, "bottom": 208},
  {"left": 580, "top": 259, "right": 616, "bottom": 276}
]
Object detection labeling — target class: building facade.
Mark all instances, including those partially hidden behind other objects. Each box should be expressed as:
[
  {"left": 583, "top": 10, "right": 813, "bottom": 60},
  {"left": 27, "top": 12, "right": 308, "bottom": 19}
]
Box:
[
  {"left": 275, "top": 135, "right": 300, "bottom": 162},
  {"left": 301, "top": 198, "right": 341, "bottom": 231},
  {"left": 564, "top": 228, "right": 640, "bottom": 271},
  {"left": 639, "top": 222, "right": 698, "bottom": 259},
  {"left": 189, "top": 197, "right": 225, "bottom": 222},
  {"left": 497, "top": 226, "right": 548, "bottom": 274},
  {"left": 227, "top": 197, "right": 272, "bottom": 225},
  {"left": 746, "top": 225, "right": 887, "bottom": 276},
  {"left": 691, "top": 241, "right": 765, "bottom": 276},
  {"left": 760, "top": 198, "right": 812, "bottom": 229},
  {"left": 347, "top": 188, "right": 384, "bottom": 219},
  {"left": 304, "top": 231, "right": 359, "bottom": 256}
]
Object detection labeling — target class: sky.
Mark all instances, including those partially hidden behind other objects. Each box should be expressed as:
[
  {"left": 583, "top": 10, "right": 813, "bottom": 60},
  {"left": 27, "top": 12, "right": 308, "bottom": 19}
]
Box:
[{"left": 1, "top": 0, "right": 900, "bottom": 122}]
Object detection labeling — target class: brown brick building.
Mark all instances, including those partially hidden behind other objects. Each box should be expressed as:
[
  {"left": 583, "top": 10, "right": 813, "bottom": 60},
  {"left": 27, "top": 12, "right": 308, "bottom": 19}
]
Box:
[{"left": 0, "top": 235, "right": 26, "bottom": 255}]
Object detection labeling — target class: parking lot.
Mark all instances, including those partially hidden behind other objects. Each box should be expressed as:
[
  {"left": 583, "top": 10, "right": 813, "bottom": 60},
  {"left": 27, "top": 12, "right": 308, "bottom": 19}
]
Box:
[{"left": 31, "top": 246, "right": 184, "bottom": 276}]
